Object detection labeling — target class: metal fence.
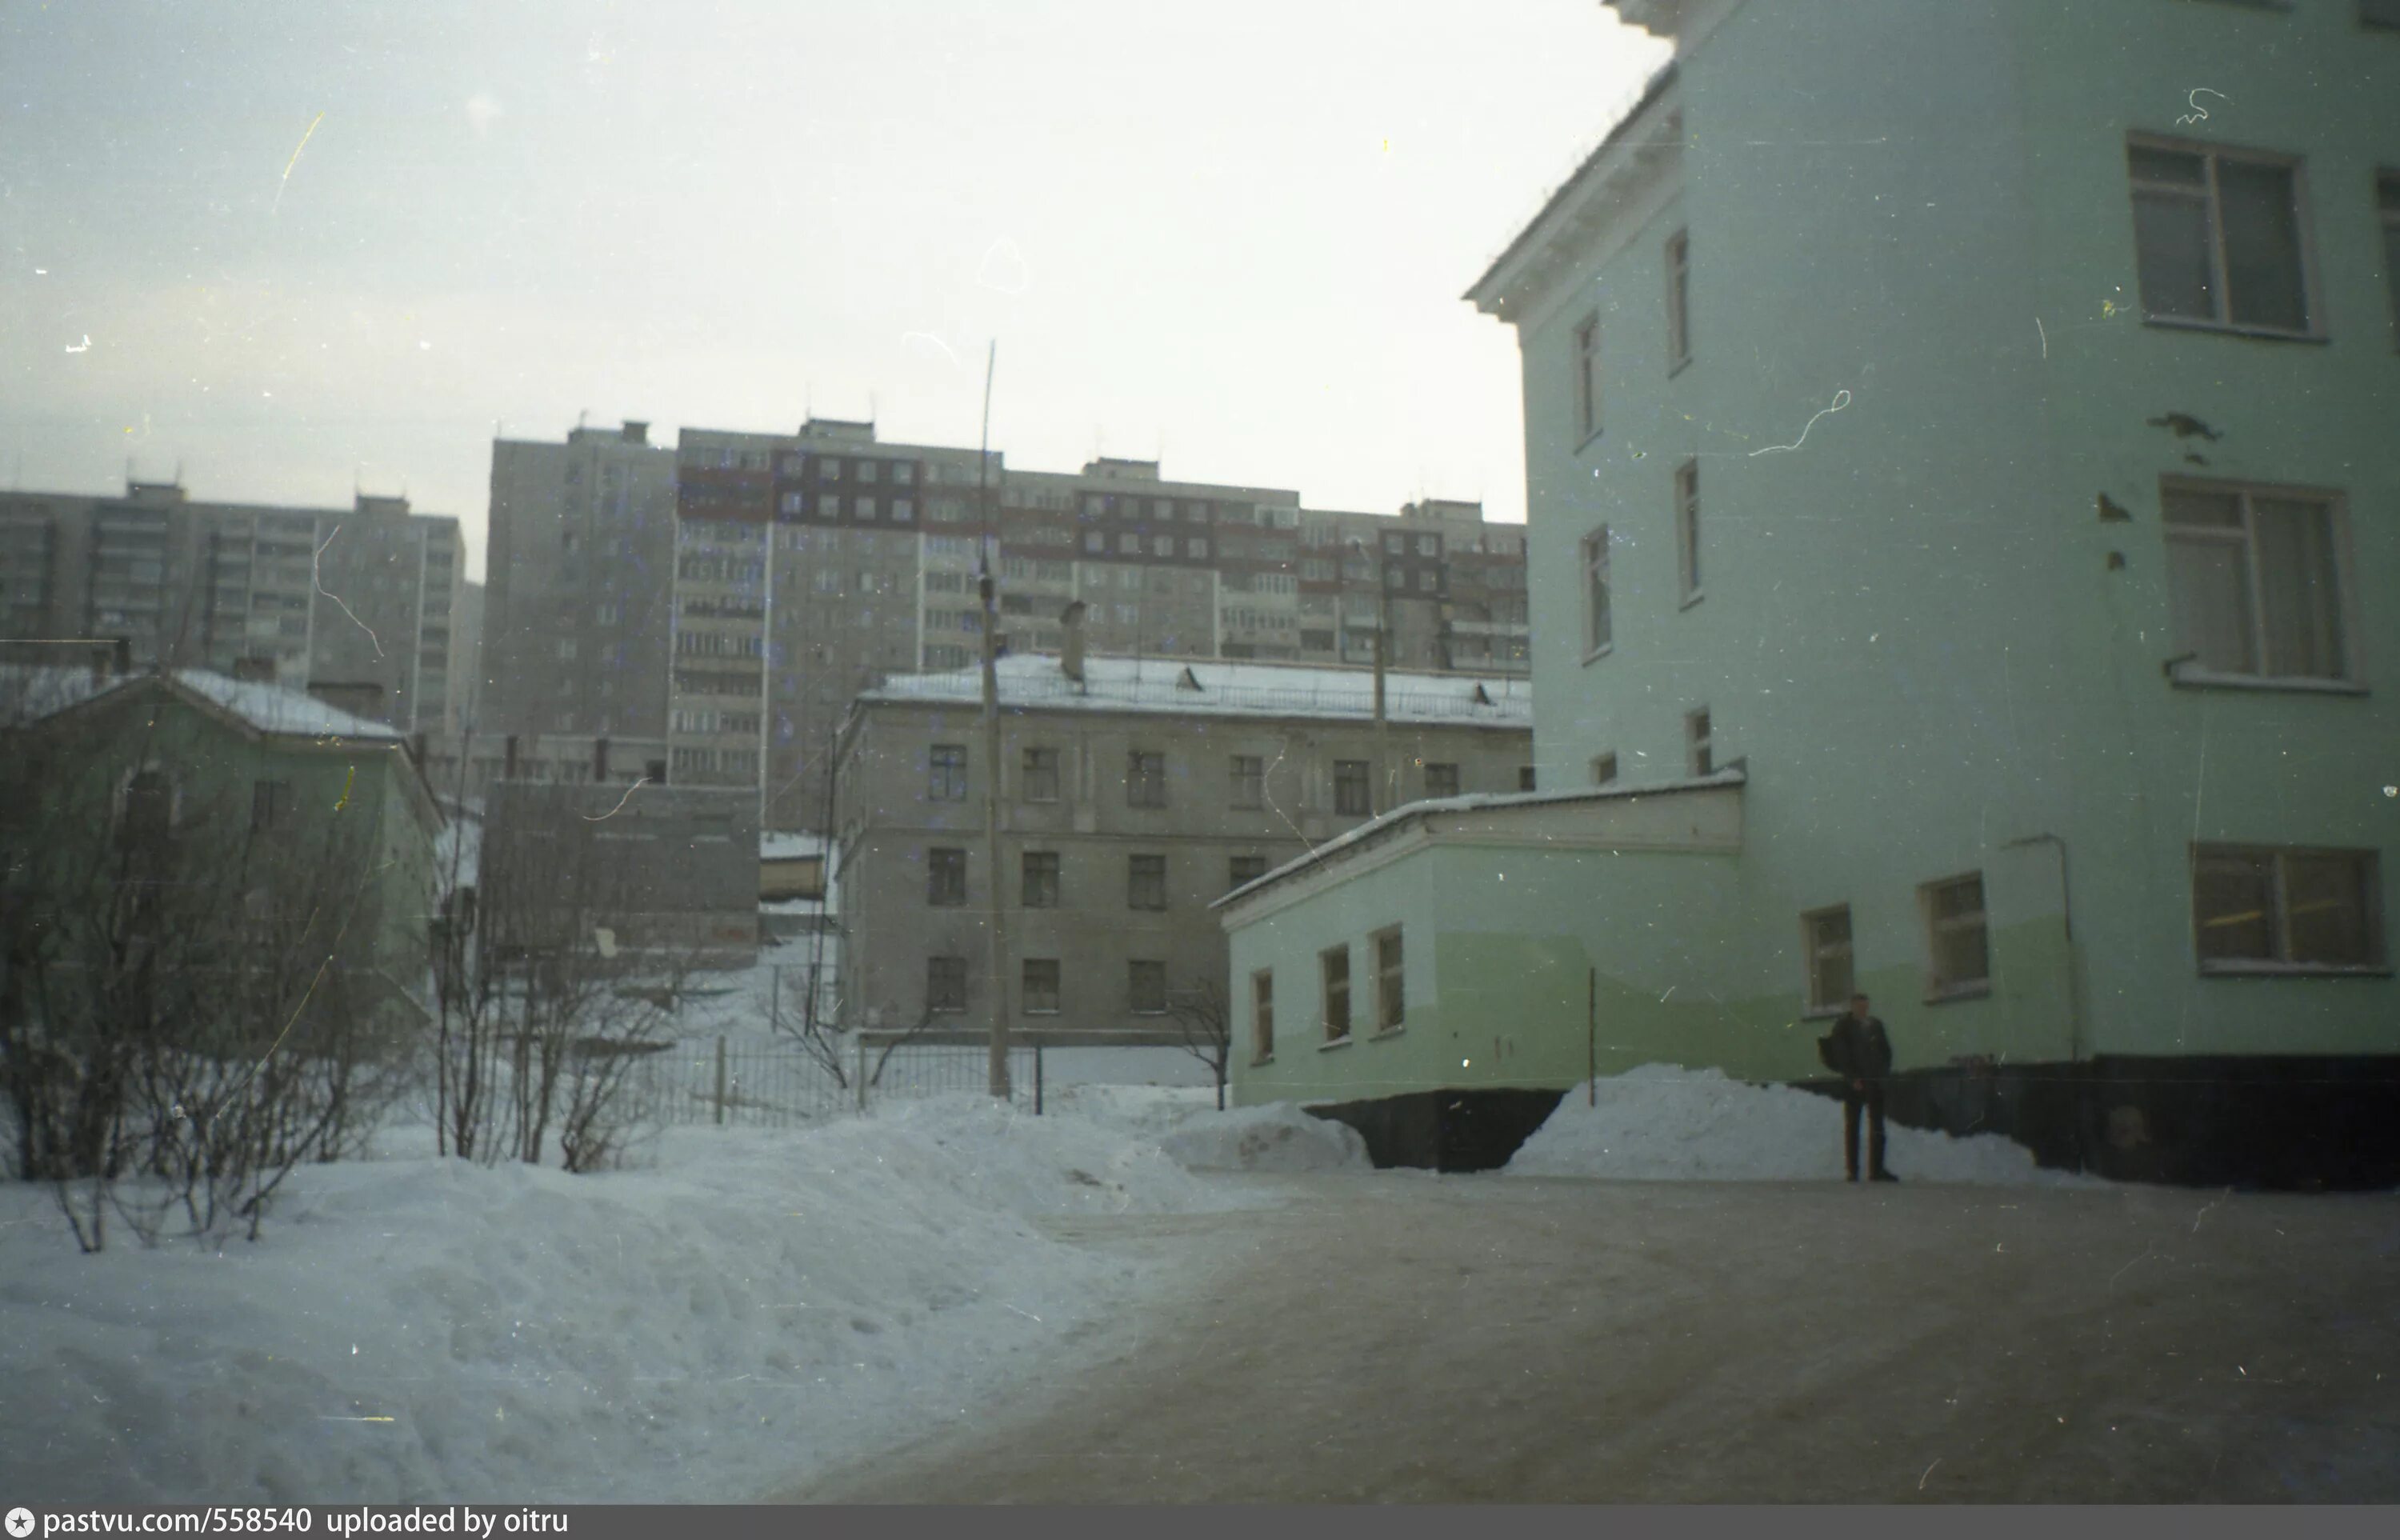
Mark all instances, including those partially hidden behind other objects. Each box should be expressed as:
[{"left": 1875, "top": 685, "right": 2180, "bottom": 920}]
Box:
[{"left": 617, "top": 1036, "right": 1043, "bottom": 1130}]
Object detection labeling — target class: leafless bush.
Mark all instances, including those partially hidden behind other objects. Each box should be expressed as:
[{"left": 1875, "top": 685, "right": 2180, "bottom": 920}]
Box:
[{"left": 1167, "top": 977, "right": 1233, "bottom": 1110}]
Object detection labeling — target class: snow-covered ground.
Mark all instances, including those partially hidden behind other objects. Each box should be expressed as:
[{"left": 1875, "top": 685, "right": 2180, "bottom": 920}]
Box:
[
  {"left": 0, "top": 1090, "right": 1278, "bottom": 1506},
  {"left": 1507, "top": 1064, "right": 2091, "bottom": 1185}
]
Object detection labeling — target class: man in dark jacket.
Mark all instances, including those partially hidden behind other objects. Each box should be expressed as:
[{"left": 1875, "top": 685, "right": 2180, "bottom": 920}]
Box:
[{"left": 1818, "top": 994, "right": 1898, "bottom": 1182}]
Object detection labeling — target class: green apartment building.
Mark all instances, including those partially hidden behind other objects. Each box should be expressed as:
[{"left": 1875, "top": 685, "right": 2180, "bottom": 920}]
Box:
[{"left": 1223, "top": 0, "right": 2398, "bottom": 1185}]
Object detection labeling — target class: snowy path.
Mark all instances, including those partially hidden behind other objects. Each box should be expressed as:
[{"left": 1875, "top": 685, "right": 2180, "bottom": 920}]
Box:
[{"left": 774, "top": 1172, "right": 2400, "bottom": 1503}]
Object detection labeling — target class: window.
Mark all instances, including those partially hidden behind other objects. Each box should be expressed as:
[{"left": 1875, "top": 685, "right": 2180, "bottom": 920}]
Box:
[
  {"left": 2194, "top": 846, "right": 2382, "bottom": 970},
  {"left": 120, "top": 769, "right": 174, "bottom": 852},
  {"left": 2368, "top": 0, "right": 2400, "bottom": 29},
  {"left": 1251, "top": 969, "right": 1275, "bottom": 1062},
  {"left": 1581, "top": 526, "right": 1611, "bottom": 658},
  {"left": 1687, "top": 708, "right": 1714, "bottom": 775},
  {"left": 1373, "top": 926, "right": 1405, "bottom": 1033},
  {"left": 1423, "top": 762, "right": 1460, "bottom": 799},
  {"left": 2162, "top": 482, "right": 2349, "bottom": 682},
  {"left": 1803, "top": 906, "right": 1854, "bottom": 1011},
  {"left": 1321, "top": 946, "right": 1351, "bottom": 1042},
  {"left": 928, "top": 743, "right": 968, "bottom": 801},
  {"left": 1674, "top": 458, "right": 1702, "bottom": 602},
  {"left": 927, "top": 847, "right": 966, "bottom": 907},
  {"left": 1573, "top": 311, "right": 1601, "bottom": 440},
  {"left": 1012, "top": 746, "right": 1061, "bottom": 804},
  {"left": 1229, "top": 854, "right": 1268, "bottom": 891},
  {"left": 1129, "top": 960, "right": 1168, "bottom": 1015},
  {"left": 1922, "top": 874, "right": 1991, "bottom": 997},
  {"left": 250, "top": 778, "right": 292, "bottom": 831},
  {"left": 2127, "top": 139, "right": 2314, "bottom": 334},
  {"left": 1590, "top": 754, "right": 1618, "bottom": 786},
  {"left": 857, "top": 461, "right": 879, "bottom": 483},
  {"left": 1665, "top": 229, "right": 1692, "bottom": 368},
  {"left": 1021, "top": 851, "right": 1061, "bottom": 908},
  {"left": 2379, "top": 171, "right": 2400, "bottom": 344},
  {"left": 1127, "top": 854, "right": 1167, "bottom": 911},
  {"left": 1230, "top": 754, "right": 1265, "bottom": 809},
  {"left": 1022, "top": 958, "right": 1061, "bottom": 1014},
  {"left": 1332, "top": 759, "right": 1370, "bottom": 817},
  {"left": 1518, "top": 766, "right": 1537, "bottom": 793},
  {"left": 1126, "top": 750, "right": 1166, "bottom": 808},
  {"left": 926, "top": 956, "right": 967, "bottom": 1014}
]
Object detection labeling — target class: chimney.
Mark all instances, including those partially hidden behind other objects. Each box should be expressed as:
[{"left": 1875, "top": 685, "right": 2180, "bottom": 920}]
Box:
[
  {"left": 1059, "top": 600, "right": 1088, "bottom": 685},
  {"left": 622, "top": 421, "right": 648, "bottom": 444},
  {"left": 593, "top": 736, "right": 610, "bottom": 782},
  {"left": 305, "top": 680, "right": 386, "bottom": 721}
]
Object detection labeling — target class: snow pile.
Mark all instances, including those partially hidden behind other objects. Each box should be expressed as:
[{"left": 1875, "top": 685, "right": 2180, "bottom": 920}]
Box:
[
  {"left": 1157, "top": 1103, "right": 1372, "bottom": 1174},
  {"left": 1043, "top": 1082, "right": 1218, "bottom": 1138},
  {"left": 1506, "top": 1064, "right": 2089, "bottom": 1186},
  {"left": 0, "top": 1096, "right": 1268, "bottom": 1506}
]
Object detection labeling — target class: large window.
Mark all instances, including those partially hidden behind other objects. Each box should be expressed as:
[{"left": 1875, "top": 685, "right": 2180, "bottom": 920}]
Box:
[
  {"left": 928, "top": 743, "right": 968, "bottom": 802},
  {"left": 1572, "top": 314, "right": 1602, "bottom": 441},
  {"left": 1321, "top": 945, "right": 1351, "bottom": 1042},
  {"left": 2379, "top": 170, "right": 2400, "bottom": 345},
  {"left": 927, "top": 847, "right": 967, "bottom": 907},
  {"left": 1127, "top": 854, "right": 1167, "bottom": 911},
  {"left": 1803, "top": 906, "right": 1854, "bottom": 1012},
  {"left": 1229, "top": 754, "right": 1265, "bottom": 810},
  {"left": 2127, "top": 138, "right": 2314, "bottom": 334},
  {"left": 1126, "top": 750, "right": 1167, "bottom": 808},
  {"left": 120, "top": 769, "right": 174, "bottom": 854},
  {"left": 2194, "top": 846, "right": 2382, "bottom": 970},
  {"left": 1674, "top": 458, "right": 1702, "bottom": 602},
  {"left": 1128, "top": 959, "right": 1168, "bottom": 1015},
  {"left": 1022, "top": 851, "right": 1061, "bottom": 908},
  {"left": 1422, "top": 762, "right": 1460, "bottom": 800},
  {"left": 1021, "top": 746, "right": 1060, "bottom": 803},
  {"left": 1022, "top": 958, "right": 1062, "bottom": 1015},
  {"left": 2162, "top": 482, "right": 2349, "bottom": 683},
  {"left": 1922, "top": 873, "right": 1991, "bottom": 998},
  {"left": 1686, "top": 708, "right": 1714, "bottom": 776},
  {"left": 1665, "top": 229, "right": 1692, "bottom": 369},
  {"left": 926, "top": 956, "right": 967, "bottom": 1014},
  {"left": 1373, "top": 926, "right": 1405, "bottom": 1033},
  {"left": 1581, "top": 526, "right": 1611, "bottom": 659},
  {"left": 1332, "top": 759, "right": 1370, "bottom": 817},
  {"left": 1251, "top": 969, "right": 1275, "bottom": 1062},
  {"left": 1229, "top": 854, "right": 1268, "bottom": 892}
]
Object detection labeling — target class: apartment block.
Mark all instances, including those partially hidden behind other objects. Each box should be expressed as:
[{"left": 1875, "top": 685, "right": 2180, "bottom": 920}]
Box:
[
  {"left": 0, "top": 480, "right": 466, "bottom": 731},
  {"left": 833, "top": 650, "right": 1531, "bottom": 1038}
]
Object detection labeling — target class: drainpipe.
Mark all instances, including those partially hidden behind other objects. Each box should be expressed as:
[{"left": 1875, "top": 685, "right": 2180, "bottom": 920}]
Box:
[{"left": 2004, "top": 830, "right": 2088, "bottom": 1174}]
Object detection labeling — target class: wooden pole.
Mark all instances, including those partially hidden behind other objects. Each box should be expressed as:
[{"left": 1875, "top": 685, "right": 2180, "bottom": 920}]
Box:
[{"left": 1587, "top": 968, "right": 1598, "bottom": 1106}]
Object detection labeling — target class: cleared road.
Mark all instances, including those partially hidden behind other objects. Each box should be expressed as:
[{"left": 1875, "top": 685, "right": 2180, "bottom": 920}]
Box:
[{"left": 773, "top": 1173, "right": 2400, "bottom": 1502}]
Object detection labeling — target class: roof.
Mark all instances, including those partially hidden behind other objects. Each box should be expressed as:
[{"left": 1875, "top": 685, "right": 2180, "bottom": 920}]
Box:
[
  {"left": 1210, "top": 768, "right": 1748, "bottom": 910},
  {"left": 761, "top": 831, "right": 830, "bottom": 862},
  {"left": 3, "top": 666, "right": 403, "bottom": 742},
  {"left": 1464, "top": 59, "right": 1680, "bottom": 311},
  {"left": 854, "top": 653, "right": 1532, "bottom": 728}
]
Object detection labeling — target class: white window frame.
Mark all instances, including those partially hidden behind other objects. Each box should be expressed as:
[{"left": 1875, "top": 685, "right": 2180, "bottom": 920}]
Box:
[
  {"left": 1320, "top": 944, "right": 1352, "bottom": 1044},
  {"left": 1371, "top": 926, "right": 1405, "bottom": 1035},
  {"left": 2126, "top": 134, "right": 2321, "bottom": 339},
  {"left": 1919, "top": 871, "right": 1992, "bottom": 1002},
  {"left": 1572, "top": 313, "right": 1602, "bottom": 445},
  {"left": 1251, "top": 968, "right": 1275, "bottom": 1064},
  {"left": 1665, "top": 228, "right": 1692, "bottom": 370},
  {"left": 2193, "top": 844, "right": 2386, "bottom": 974},
  {"left": 2160, "top": 477, "right": 2358, "bottom": 690},
  {"left": 1674, "top": 458, "right": 1702, "bottom": 606},
  {"left": 1802, "top": 904, "right": 1854, "bottom": 1014},
  {"left": 1580, "top": 525, "right": 1611, "bottom": 662}
]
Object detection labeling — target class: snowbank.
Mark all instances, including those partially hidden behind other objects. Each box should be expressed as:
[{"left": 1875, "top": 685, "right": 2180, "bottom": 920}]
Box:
[
  {"left": 1157, "top": 1104, "right": 1373, "bottom": 1174},
  {"left": 0, "top": 1095, "right": 1270, "bottom": 1505},
  {"left": 1507, "top": 1065, "right": 2091, "bottom": 1186}
]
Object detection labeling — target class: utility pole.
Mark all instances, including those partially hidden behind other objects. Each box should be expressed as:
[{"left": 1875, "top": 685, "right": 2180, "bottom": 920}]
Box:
[
  {"left": 975, "top": 341, "right": 1011, "bottom": 1101},
  {"left": 1350, "top": 536, "right": 1391, "bottom": 816}
]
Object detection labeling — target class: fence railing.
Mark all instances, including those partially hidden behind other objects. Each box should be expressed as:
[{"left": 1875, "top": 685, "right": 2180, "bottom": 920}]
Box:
[{"left": 616, "top": 1036, "right": 1043, "bottom": 1130}]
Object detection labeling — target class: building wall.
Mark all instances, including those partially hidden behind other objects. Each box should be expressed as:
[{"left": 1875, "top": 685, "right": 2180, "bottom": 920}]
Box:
[
  {"left": 479, "top": 780, "right": 758, "bottom": 966},
  {"left": 834, "top": 692, "right": 1531, "bottom": 1035},
  {"left": 1501, "top": 0, "right": 2395, "bottom": 1072}
]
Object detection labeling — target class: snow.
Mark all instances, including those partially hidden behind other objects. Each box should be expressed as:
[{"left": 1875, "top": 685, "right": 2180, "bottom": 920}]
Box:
[
  {"left": 1506, "top": 1064, "right": 2094, "bottom": 1186},
  {"left": 0, "top": 1093, "right": 1286, "bottom": 1506},
  {"left": 860, "top": 651, "right": 1531, "bottom": 727},
  {"left": 1155, "top": 1103, "right": 1373, "bottom": 1173},
  {"left": 171, "top": 670, "right": 406, "bottom": 742}
]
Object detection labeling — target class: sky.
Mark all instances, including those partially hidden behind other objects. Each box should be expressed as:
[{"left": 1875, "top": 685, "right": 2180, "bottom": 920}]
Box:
[{"left": 0, "top": 1, "right": 1668, "bottom": 578}]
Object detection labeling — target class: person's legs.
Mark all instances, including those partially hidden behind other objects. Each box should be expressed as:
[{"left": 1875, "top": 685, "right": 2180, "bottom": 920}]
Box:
[
  {"left": 1842, "top": 1093, "right": 1862, "bottom": 1180},
  {"left": 1866, "top": 1082, "right": 1891, "bottom": 1178}
]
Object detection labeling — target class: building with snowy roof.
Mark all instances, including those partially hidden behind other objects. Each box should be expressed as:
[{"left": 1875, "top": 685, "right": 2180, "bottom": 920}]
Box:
[{"left": 830, "top": 647, "right": 1531, "bottom": 1046}]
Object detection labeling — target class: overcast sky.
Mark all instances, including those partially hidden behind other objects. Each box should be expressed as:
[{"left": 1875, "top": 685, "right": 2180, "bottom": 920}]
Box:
[{"left": 1, "top": 1, "right": 1666, "bottom": 577}]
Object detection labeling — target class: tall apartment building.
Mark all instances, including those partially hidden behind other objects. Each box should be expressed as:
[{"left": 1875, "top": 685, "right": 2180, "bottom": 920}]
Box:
[
  {"left": 482, "top": 421, "right": 678, "bottom": 742},
  {"left": 0, "top": 480, "right": 467, "bottom": 731},
  {"left": 834, "top": 650, "right": 1532, "bottom": 1038},
  {"left": 1226, "top": 0, "right": 2400, "bottom": 1185}
]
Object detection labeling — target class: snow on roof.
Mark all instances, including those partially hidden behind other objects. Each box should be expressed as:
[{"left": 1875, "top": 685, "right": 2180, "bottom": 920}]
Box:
[
  {"left": 761, "top": 831, "right": 830, "bottom": 862},
  {"left": 170, "top": 670, "right": 405, "bottom": 742},
  {"left": 0, "top": 666, "right": 110, "bottom": 722},
  {"left": 856, "top": 653, "right": 1531, "bottom": 727},
  {"left": 1212, "top": 768, "right": 1749, "bottom": 910}
]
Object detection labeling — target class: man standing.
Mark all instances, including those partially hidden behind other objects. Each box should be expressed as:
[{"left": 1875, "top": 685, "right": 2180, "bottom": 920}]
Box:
[{"left": 1818, "top": 993, "right": 1898, "bottom": 1182}]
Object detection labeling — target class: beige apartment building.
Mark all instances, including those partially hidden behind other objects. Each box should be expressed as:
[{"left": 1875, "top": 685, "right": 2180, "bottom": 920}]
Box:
[
  {"left": 832, "top": 650, "right": 1532, "bottom": 1038},
  {"left": 0, "top": 479, "right": 468, "bottom": 731}
]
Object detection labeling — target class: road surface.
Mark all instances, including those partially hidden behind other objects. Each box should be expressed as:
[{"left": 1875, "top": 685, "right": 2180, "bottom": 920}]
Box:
[{"left": 772, "top": 1172, "right": 2400, "bottom": 1502}]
